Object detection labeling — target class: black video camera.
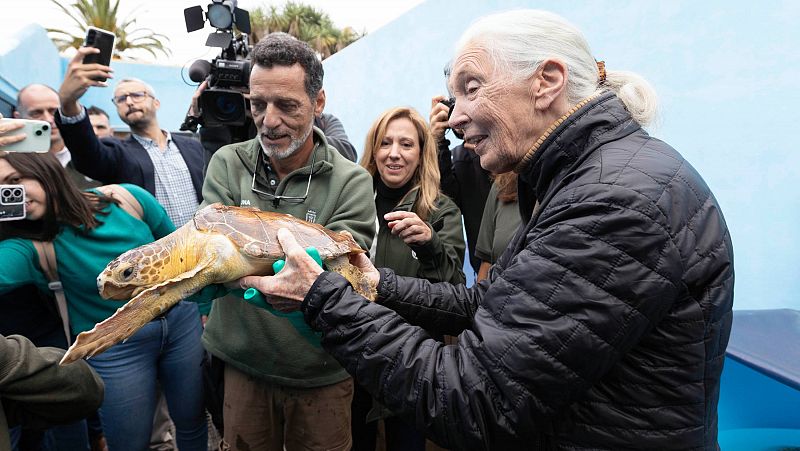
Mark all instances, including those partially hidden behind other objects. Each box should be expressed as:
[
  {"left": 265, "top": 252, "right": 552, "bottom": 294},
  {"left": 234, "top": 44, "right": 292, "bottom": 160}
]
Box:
[{"left": 182, "top": 0, "right": 252, "bottom": 129}]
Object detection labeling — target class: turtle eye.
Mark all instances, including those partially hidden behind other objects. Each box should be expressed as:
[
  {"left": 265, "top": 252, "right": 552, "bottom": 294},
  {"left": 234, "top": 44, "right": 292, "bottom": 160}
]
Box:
[{"left": 121, "top": 267, "right": 135, "bottom": 280}]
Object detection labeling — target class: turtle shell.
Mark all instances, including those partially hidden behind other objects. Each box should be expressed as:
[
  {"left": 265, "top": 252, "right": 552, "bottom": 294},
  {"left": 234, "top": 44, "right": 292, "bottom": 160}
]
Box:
[{"left": 192, "top": 203, "right": 364, "bottom": 260}]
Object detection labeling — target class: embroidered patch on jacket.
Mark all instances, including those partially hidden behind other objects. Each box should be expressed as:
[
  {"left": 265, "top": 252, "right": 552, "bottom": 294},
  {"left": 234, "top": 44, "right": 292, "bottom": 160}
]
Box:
[{"left": 305, "top": 209, "right": 317, "bottom": 223}]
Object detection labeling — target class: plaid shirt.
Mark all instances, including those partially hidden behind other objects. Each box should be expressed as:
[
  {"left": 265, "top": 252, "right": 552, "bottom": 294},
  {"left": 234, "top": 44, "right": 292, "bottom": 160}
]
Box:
[
  {"left": 132, "top": 132, "right": 199, "bottom": 226},
  {"left": 60, "top": 106, "right": 199, "bottom": 226}
]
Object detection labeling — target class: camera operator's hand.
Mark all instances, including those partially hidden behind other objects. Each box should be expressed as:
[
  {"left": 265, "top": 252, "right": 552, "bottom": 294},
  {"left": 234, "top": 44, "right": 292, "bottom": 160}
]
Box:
[
  {"left": 0, "top": 113, "right": 26, "bottom": 147},
  {"left": 188, "top": 80, "right": 208, "bottom": 118},
  {"left": 429, "top": 95, "right": 450, "bottom": 147},
  {"left": 59, "top": 47, "right": 114, "bottom": 116}
]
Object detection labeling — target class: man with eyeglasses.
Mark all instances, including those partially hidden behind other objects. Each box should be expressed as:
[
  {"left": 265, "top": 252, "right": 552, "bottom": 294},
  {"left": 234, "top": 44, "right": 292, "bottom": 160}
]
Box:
[
  {"left": 55, "top": 47, "right": 205, "bottom": 227},
  {"left": 199, "top": 32, "right": 375, "bottom": 451}
]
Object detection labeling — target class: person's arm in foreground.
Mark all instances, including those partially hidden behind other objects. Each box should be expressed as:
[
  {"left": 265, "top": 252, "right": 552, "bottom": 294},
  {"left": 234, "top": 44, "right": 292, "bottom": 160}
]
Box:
[
  {"left": 241, "top": 191, "right": 682, "bottom": 449},
  {"left": 0, "top": 334, "right": 104, "bottom": 432}
]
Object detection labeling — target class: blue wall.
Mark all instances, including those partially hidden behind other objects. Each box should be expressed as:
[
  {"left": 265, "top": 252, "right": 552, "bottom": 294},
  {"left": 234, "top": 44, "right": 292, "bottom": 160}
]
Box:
[
  {"left": 3, "top": 2, "right": 799, "bottom": 310},
  {"left": 0, "top": 25, "right": 63, "bottom": 116},
  {"left": 78, "top": 60, "right": 198, "bottom": 132},
  {"left": 321, "top": 0, "right": 800, "bottom": 311},
  {"left": 0, "top": 24, "right": 195, "bottom": 131}
]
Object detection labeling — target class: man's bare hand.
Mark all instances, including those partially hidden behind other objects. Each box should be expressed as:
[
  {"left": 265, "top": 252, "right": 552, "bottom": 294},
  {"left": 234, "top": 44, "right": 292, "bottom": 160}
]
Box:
[
  {"left": 59, "top": 47, "right": 114, "bottom": 116},
  {"left": 237, "top": 228, "right": 323, "bottom": 312},
  {"left": 188, "top": 80, "right": 208, "bottom": 118}
]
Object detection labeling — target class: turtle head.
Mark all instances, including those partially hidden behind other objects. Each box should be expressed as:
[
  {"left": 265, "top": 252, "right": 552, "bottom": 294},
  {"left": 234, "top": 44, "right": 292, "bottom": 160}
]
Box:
[{"left": 97, "top": 242, "right": 178, "bottom": 300}]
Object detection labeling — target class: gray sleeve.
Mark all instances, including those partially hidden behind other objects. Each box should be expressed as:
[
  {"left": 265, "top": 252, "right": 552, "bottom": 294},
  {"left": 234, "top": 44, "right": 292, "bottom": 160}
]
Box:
[{"left": 317, "top": 113, "right": 357, "bottom": 162}]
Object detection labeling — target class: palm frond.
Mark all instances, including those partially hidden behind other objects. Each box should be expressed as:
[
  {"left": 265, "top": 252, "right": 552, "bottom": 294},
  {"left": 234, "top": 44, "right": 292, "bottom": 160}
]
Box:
[{"left": 47, "top": 0, "right": 171, "bottom": 61}]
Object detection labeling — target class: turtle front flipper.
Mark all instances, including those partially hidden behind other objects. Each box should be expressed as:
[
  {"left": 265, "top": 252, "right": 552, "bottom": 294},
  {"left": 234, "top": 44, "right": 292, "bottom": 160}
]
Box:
[
  {"left": 60, "top": 257, "right": 217, "bottom": 365},
  {"left": 325, "top": 256, "right": 377, "bottom": 301}
]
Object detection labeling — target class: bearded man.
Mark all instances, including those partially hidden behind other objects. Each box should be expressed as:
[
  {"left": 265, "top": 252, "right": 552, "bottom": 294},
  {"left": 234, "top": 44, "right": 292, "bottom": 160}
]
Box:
[{"left": 200, "top": 32, "right": 375, "bottom": 451}]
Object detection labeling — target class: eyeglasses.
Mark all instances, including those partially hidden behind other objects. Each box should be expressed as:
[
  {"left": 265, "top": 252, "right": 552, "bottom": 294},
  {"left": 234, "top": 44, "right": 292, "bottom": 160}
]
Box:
[
  {"left": 251, "top": 150, "right": 316, "bottom": 207},
  {"left": 111, "top": 91, "right": 152, "bottom": 105}
]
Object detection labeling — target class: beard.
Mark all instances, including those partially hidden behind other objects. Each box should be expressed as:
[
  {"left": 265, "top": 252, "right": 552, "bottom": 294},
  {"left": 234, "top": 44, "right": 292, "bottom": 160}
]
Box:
[
  {"left": 259, "top": 122, "right": 314, "bottom": 160},
  {"left": 121, "top": 109, "right": 152, "bottom": 131}
]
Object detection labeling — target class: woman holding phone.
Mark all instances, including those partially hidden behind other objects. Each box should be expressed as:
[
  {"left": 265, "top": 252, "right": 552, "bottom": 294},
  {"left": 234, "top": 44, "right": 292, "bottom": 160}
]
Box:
[{"left": 0, "top": 151, "right": 207, "bottom": 451}]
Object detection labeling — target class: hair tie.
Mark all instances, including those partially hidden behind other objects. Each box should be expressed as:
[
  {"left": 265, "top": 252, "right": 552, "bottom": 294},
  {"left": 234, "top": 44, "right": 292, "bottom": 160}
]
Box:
[{"left": 596, "top": 60, "right": 607, "bottom": 85}]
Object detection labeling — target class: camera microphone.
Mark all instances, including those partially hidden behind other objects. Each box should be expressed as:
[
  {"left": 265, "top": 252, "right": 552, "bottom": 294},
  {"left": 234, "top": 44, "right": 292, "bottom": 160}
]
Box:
[{"left": 188, "top": 59, "right": 212, "bottom": 83}]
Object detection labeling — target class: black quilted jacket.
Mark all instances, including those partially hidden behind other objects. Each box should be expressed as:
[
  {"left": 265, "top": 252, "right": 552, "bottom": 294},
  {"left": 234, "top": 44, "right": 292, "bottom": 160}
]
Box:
[{"left": 302, "top": 93, "right": 734, "bottom": 450}]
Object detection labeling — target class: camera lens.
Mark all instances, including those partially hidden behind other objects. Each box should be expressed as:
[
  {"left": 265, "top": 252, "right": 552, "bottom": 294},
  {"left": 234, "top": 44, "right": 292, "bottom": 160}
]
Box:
[
  {"left": 12, "top": 188, "right": 22, "bottom": 198},
  {"left": 35, "top": 130, "right": 43, "bottom": 136},
  {"left": 42, "top": 124, "right": 49, "bottom": 131},
  {"left": 209, "top": 91, "right": 245, "bottom": 123}
]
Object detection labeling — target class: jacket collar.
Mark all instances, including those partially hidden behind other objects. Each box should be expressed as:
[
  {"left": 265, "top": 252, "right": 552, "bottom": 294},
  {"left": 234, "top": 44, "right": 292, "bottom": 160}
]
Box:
[
  {"left": 516, "top": 92, "right": 642, "bottom": 222},
  {"left": 391, "top": 186, "right": 419, "bottom": 212},
  {"left": 234, "top": 126, "right": 335, "bottom": 179},
  {"left": 371, "top": 183, "right": 420, "bottom": 212}
]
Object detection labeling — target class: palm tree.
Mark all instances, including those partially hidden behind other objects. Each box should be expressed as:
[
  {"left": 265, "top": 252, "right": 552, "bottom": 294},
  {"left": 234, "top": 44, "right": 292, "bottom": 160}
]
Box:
[
  {"left": 249, "top": 2, "right": 364, "bottom": 60},
  {"left": 47, "top": 0, "right": 170, "bottom": 60}
]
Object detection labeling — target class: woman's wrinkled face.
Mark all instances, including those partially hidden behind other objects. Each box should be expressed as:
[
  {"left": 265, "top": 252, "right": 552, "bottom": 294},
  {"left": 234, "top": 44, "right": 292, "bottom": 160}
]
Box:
[
  {"left": 374, "top": 117, "right": 421, "bottom": 188},
  {"left": 0, "top": 158, "right": 47, "bottom": 220},
  {"left": 448, "top": 44, "right": 540, "bottom": 173}
]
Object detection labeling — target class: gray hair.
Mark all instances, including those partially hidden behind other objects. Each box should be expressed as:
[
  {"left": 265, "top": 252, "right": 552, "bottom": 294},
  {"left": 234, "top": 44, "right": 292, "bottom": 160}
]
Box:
[
  {"left": 115, "top": 78, "right": 157, "bottom": 98},
  {"left": 455, "top": 10, "right": 657, "bottom": 126},
  {"left": 251, "top": 32, "right": 324, "bottom": 100}
]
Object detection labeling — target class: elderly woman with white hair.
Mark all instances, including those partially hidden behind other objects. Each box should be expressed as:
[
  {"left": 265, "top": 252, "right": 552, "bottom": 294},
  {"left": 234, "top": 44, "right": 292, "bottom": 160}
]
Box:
[{"left": 240, "top": 9, "right": 734, "bottom": 450}]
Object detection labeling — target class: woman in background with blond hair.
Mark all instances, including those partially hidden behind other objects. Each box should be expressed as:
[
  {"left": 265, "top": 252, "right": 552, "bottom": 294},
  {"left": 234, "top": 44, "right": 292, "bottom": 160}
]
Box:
[{"left": 352, "top": 106, "right": 465, "bottom": 451}]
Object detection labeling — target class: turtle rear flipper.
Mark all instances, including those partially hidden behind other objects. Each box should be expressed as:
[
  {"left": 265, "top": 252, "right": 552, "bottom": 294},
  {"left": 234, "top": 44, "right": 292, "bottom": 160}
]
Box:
[{"left": 325, "top": 256, "right": 377, "bottom": 301}]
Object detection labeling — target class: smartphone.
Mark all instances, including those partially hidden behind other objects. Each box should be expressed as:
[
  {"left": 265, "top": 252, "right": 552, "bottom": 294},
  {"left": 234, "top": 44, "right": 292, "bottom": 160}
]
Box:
[
  {"left": 83, "top": 26, "right": 115, "bottom": 81},
  {"left": 0, "top": 185, "right": 25, "bottom": 222},
  {"left": 0, "top": 119, "right": 51, "bottom": 153}
]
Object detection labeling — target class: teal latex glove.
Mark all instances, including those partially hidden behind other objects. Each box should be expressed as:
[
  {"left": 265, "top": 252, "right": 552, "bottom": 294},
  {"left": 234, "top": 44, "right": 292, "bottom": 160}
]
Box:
[
  {"left": 240, "top": 246, "right": 325, "bottom": 347},
  {"left": 242, "top": 246, "right": 323, "bottom": 311},
  {"left": 270, "top": 246, "right": 323, "bottom": 274}
]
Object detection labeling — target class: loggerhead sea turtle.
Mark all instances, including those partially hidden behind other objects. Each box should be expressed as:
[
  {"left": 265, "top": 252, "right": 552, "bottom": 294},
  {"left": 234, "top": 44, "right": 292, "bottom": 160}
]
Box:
[{"left": 60, "top": 203, "right": 375, "bottom": 364}]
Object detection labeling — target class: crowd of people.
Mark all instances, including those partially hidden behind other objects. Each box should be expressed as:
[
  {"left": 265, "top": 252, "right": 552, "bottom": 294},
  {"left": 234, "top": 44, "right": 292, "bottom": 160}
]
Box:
[{"left": 0, "top": 8, "right": 733, "bottom": 451}]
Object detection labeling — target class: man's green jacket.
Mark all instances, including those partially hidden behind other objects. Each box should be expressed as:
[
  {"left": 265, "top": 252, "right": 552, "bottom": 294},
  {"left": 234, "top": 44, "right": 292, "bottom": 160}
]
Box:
[{"left": 201, "top": 128, "right": 376, "bottom": 388}]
